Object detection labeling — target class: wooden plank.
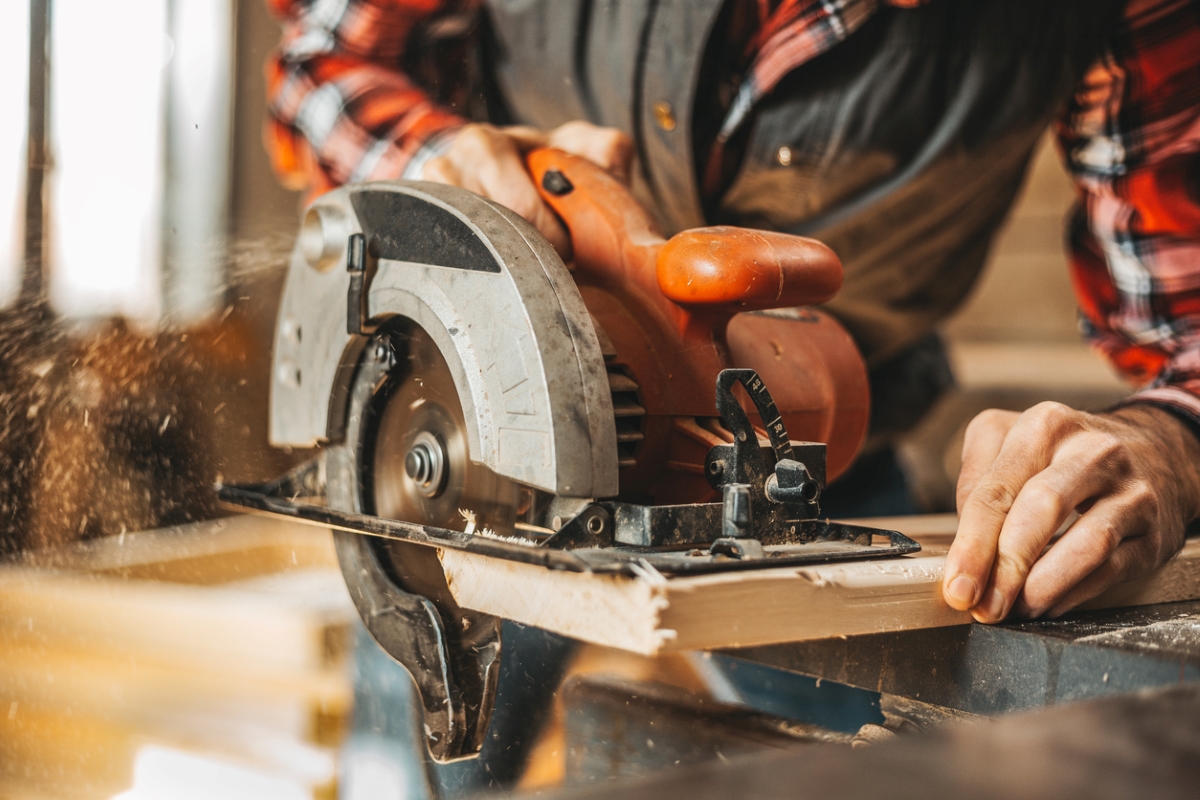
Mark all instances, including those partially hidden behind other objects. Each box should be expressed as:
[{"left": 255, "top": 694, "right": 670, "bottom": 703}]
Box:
[
  {"left": 0, "top": 567, "right": 355, "bottom": 676},
  {"left": 25, "top": 515, "right": 340, "bottom": 585},
  {"left": 0, "top": 703, "right": 138, "bottom": 800},
  {"left": 0, "top": 702, "right": 339, "bottom": 800},
  {"left": 0, "top": 518, "right": 356, "bottom": 800},
  {"left": 438, "top": 514, "right": 1200, "bottom": 656},
  {"left": 0, "top": 638, "right": 352, "bottom": 746},
  {"left": 49, "top": 514, "right": 1200, "bottom": 658}
]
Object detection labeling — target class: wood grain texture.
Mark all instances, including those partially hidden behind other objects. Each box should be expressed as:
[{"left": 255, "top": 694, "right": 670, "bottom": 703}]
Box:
[
  {"left": 24, "top": 514, "right": 341, "bottom": 584},
  {"left": 1, "top": 516, "right": 355, "bottom": 799},
  {"left": 439, "top": 514, "right": 1200, "bottom": 656}
]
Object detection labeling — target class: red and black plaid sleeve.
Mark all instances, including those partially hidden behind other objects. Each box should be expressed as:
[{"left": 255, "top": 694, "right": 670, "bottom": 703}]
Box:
[
  {"left": 1057, "top": 0, "right": 1200, "bottom": 419},
  {"left": 264, "top": 0, "right": 476, "bottom": 199}
]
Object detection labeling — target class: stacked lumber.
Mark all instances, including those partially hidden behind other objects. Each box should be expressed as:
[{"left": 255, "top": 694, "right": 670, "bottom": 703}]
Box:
[{"left": 0, "top": 516, "right": 356, "bottom": 800}]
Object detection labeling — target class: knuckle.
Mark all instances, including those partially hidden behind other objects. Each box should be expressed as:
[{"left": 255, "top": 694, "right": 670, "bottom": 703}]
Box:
[
  {"left": 968, "top": 408, "right": 1008, "bottom": 434},
  {"left": 598, "top": 127, "right": 632, "bottom": 152},
  {"left": 1090, "top": 432, "right": 1128, "bottom": 469},
  {"left": 1081, "top": 518, "right": 1122, "bottom": 563},
  {"left": 1027, "top": 401, "right": 1075, "bottom": 432},
  {"left": 1123, "top": 479, "right": 1158, "bottom": 512},
  {"left": 422, "top": 157, "right": 449, "bottom": 181},
  {"left": 972, "top": 480, "right": 1019, "bottom": 517},
  {"left": 459, "top": 124, "right": 503, "bottom": 155},
  {"left": 955, "top": 482, "right": 974, "bottom": 513},
  {"left": 556, "top": 120, "right": 593, "bottom": 137},
  {"left": 1021, "top": 481, "right": 1067, "bottom": 524},
  {"left": 1115, "top": 537, "right": 1157, "bottom": 579},
  {"left": 1000, "top": 533, "right": 1043, "bottom": 577},
  {"left": 455, "top": 123, "right": 486, "bottom": 145}
]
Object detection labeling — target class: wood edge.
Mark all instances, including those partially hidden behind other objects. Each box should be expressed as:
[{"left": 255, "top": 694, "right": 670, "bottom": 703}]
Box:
[{"left": 439, "top": 549, "right": 672, "bottom": 656}]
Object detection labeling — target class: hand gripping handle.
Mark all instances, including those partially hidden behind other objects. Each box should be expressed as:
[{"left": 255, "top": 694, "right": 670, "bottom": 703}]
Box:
[{"left": 525, "top": 148, "right": 844, "bottom": 312}]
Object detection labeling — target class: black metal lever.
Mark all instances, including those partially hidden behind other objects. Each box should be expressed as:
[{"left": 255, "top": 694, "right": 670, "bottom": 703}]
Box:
[
  {"left": 708, "top": 369, "right": 824, "bottom": 524},
  {"left": 346, "top": 232, "right": 379, "bottom": 335}
]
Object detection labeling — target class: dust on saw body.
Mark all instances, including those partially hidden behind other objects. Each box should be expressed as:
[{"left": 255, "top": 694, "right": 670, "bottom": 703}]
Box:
[{"left": 252, "top": 148, "right": 879, "bottom": 761}]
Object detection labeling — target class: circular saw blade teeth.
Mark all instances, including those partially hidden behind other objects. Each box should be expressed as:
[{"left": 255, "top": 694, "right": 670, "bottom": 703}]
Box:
[{"left": 369, "top": 321, "right": 519, "bottom": 536}]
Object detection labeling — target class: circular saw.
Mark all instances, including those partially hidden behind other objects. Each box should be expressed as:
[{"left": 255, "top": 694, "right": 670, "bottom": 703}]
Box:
[{"left": 219, "top": 149, "right": 918, "bottom": 761}]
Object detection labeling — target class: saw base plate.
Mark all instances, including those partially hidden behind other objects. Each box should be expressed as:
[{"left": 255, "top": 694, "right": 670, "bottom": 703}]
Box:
[{"left": 217, "top": 459, "right": 920, "bottom": 578}]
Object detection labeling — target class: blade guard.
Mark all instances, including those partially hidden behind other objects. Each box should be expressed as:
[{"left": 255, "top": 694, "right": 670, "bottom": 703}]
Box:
[{"left": 270, "top": 181, "right": 618, "bottom": 498}]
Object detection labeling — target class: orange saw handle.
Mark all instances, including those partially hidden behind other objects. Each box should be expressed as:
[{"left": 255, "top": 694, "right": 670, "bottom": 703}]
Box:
[
  {"left": 525, "top": 148, "right": 843, "bottom": 313},
  {"left": 524, "top": 147, "right": 869, "bottom": 485}
]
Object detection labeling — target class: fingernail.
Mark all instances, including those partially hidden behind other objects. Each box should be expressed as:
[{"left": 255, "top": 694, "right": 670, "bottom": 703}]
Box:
[
  {"left": 975, "top": 588, "right": 1007, "bottom": 622},
  {"left": 946, "top": 575, "right": 978, "bottom": 608}
]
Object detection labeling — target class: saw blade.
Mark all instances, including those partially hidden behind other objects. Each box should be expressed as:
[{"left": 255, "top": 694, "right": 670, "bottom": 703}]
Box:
[{"left": 368, "top": 322, "right": 519, "bottom": 536}]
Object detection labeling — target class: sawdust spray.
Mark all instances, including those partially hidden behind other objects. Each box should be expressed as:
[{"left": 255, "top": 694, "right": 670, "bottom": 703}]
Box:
[{"left": 0, "top": 235, "right": 303, "bottom": 553}]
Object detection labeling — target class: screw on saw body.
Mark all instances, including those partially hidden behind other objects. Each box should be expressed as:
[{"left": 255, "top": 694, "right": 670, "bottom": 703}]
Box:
[
  {"left": 707, "top": 459, "right": 725, "bottom": 481},
  {"left": 541, "top": 169, "right": 574, "bottom": 196}
]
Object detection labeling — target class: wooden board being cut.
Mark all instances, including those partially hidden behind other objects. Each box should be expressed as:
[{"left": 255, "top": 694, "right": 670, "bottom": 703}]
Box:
[
  {"left": 49, "top": 514, "right": 1200, "bottom": 658},
  {"left": 438, "top": 514, "right": 1200, "bottom": 655}
]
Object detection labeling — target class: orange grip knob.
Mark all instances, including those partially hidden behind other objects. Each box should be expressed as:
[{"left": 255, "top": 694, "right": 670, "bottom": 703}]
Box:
[{"left": 657, "top": 227, "right": 843, "bottom": 311}]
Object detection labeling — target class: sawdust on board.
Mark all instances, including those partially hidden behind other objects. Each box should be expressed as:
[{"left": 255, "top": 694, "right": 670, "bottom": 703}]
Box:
[{"left": 459, "top": 508, "right": 538, "bottom": 547}]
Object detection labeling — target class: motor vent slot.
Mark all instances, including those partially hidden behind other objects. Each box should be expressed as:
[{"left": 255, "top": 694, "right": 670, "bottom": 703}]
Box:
[{"left": 607, "top": 362, "right": 644, "bottom": 469}]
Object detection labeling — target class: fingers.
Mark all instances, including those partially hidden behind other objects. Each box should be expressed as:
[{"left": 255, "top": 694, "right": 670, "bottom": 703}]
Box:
[
  {"left": 945, "top": 402, "right": 1094, "bottom": 616},
  {"left": 943, "top": 409, "right": 1025, "bottom": 610},
  {"left": 423, "top": 124, "right": 572, "bottom": 257},
  {"left": 498, "top": 121, "right": 633, "bottom": 182},
  {"left": 1042, "top": 533, "right": 1159, "bottom": 618},
  {"left": 546, "top": 121, "right": 635, "bottom": 184},
  {"left": 956, "top": 409, "right": 1018, "bottom": 513},
  {"left": 419, "top": 120, "right": 633, "bottom": 257},
  {"left": 1015, "top": 482, "right": 1158, "bottom": 618},
  {"left": 943, "top": 402, "right": 1197, "bottom": 624},
  {"left": 476, "top": 149, "right": 572, "bottom": 257},
  {"left": 495, "top": 125, "right": 550, "bottom": 151},
  {"left": 972, "top": 440, "right": 1123, "bottom": 623}
]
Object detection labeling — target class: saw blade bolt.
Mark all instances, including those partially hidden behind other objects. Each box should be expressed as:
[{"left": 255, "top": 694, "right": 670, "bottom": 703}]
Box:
[{"left": 405, "top": 430, "right": 447, "bottom": 498}]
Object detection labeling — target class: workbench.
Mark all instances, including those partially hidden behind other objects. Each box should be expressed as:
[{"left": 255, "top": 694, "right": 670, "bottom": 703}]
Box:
[
  {"left": 727, "top": 599, "right": 1200, "bottom": 717},
  {"left": 545, "top": 589, "right": 1200, "bottom": 794}
]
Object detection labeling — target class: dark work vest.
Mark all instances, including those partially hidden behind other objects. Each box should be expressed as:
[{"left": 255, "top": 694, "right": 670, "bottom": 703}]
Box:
[{"left": 479, "top": 0, "right": 1120, "bottom": 367}]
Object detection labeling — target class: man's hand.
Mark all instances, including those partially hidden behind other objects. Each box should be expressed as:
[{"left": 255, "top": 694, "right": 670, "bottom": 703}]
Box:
[
  {"left": 422, "top": 121, "right": 634, "bottom": 259},
  {"left": 943, "top": 402, "right": 1200, "bottom": 622}
]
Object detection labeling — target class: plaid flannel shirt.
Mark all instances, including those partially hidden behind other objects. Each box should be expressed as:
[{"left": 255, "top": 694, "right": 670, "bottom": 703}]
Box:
[{"left": 265, "top": 0, "right": 1200, "bottom": 420}]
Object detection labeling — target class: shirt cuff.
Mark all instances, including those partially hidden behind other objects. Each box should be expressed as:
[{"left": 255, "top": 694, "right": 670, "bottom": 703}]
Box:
[
  {"left": 401, "top": 128, "right": 461, "bottom": 181},
  {"left": 1117, "top": 386, "right": 1200, "bottom": 441}
]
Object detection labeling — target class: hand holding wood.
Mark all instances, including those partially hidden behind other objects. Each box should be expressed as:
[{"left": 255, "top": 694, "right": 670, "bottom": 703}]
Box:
[{"left": 943, "top": 402, "right": 1200, "bottom": 622}]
